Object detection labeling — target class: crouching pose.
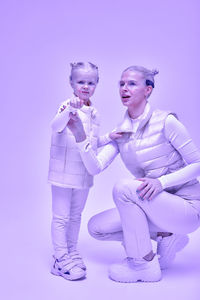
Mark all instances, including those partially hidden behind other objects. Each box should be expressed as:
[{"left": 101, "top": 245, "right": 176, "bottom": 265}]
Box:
[{"left": 68, "top": 65, "right": 200, "bottom": 283}]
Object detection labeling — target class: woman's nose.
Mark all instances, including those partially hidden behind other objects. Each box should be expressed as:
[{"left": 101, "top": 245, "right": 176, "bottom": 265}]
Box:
[{"left": 121, "top": 84, "right": 128, "bottom": 91}]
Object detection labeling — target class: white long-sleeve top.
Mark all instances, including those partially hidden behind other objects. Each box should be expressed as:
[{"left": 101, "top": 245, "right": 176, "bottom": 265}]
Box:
[
  {"left": 77, "top": 113, "right": 200, "bottom": 190},
  {"left": 51, "top": 99, "right": 111, "bottom": 146}
]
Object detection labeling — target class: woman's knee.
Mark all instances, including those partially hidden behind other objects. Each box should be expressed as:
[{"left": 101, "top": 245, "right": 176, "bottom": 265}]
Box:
[
  {"left": 112, "top": 178, "right": 140, "bottom": 204},
  {"left": 88, "top": 215, "right": 102, "bottom": 239},
  {"left": 87, "top": 214, "right": 111, "bottom": 240}
]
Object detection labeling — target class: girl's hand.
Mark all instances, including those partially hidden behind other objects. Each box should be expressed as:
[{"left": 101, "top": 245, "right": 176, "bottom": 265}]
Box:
[
  {"left": 136, "top": 178, "right": 163, "bottom": 201},
  {"left": 60, "top": 105, "right": 66, "bottom": 112},
  {"left": 67, "top": 112, "right": 86, "bottom": 142},
  {"left": 70, "top": 97, "right": 84, "bottom": 109},
  {"left": 109, "top": 131, "right": 124, "bottom": 140}
]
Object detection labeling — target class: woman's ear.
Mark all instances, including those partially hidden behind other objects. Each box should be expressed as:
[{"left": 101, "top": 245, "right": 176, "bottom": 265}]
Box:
[{"left": 146, "top": 85, "right": 153, "bottom": 97}]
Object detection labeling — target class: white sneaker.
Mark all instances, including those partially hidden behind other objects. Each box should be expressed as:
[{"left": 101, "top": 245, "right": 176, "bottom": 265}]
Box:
[
  {"left": 51, "top": 254, "right": 86, "bottom": 281},
  {"left": 69, "top": 250, "right": 86, "bottom": 270},
  {"left": 108, "top": 255, "right": 161, "bottom": 283},
  {"left": 157, "top": 234, "right": 189, "bottom": 269}
]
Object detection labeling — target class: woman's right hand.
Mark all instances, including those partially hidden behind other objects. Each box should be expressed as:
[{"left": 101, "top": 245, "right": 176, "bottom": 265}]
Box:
[
  {"left": 67, "top": 112, "right": 86, "bottom": 142},
  {"left": 109, "top": 131, "right": 125, "bottom": 140}
]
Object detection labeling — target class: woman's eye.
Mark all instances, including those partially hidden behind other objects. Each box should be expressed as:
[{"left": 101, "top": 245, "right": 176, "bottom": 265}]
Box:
[
  {"left": 128, "top": 81, "right": 135, "bottom": 86},
  {"left": 119, "top": 81, "right": 125, "bottom": 87},
  {"left": 78, "top": 81, "right": 84, "bottom": 84},
  {"left": 88, "top": 82, "right": 95, "bottom": 86}
]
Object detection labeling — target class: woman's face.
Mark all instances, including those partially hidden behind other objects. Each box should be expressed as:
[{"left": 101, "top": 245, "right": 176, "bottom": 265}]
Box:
[{"left": 119, "top": 70, "right": 151, "bottom": 108}]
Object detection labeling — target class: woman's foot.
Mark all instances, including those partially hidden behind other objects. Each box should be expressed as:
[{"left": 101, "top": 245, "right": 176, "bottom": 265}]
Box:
[
  {"left": 157, "top": 233, "right": 189, "bottom": 269},
  {"left": 51, "top": 253, "right": 86, "bottom": 281},
  {"left": 108, "top": 254, "right": 161, "bottom": 283}
]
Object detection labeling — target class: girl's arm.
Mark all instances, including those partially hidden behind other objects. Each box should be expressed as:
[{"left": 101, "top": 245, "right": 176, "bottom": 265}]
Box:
[
  {"left": 51, "top": 100, "right": 77, "bottom": 133},
  {"left": 158, "top": 114, "right": 200, "bottom": 189}
]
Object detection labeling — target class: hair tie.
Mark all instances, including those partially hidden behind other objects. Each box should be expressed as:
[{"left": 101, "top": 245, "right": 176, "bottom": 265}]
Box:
[{"left": 151, "top": 69, "right": 159, "bottom": 76}]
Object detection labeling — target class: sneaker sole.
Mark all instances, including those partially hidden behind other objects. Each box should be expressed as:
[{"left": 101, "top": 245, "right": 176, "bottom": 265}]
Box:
[
  {"left": 159, "top": 235, "right": 189, "bottom": 269},
  {"left": 51, "top": 267, "right": 86, "bottom": 281},
  {"left": 108, "top": 271, "right": 162, "bottom": 283}
]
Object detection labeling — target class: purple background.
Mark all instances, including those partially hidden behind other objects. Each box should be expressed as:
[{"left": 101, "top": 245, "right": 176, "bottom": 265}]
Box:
[{"left": 1, "top": 0, "right": 200, "bottom": 299}]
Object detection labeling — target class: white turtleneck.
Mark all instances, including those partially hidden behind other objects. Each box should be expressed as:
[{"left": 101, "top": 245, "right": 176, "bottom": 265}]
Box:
[{"left": 77, "top": 108, "right": 200, "bottom": 190}]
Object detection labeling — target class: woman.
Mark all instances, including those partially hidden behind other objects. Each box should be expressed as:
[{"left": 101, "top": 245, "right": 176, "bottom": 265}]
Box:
[{"left": 67, "top": 66, "right": 200, "bottom": 283}]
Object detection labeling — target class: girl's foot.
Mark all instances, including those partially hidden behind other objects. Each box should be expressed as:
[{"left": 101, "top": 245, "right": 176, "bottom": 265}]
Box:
[
  {"left": 69, "top": 250, "right": 87, "bottom": 270},
  {"left": 51, "top": 253, "right": 86, "bottom": 281}
]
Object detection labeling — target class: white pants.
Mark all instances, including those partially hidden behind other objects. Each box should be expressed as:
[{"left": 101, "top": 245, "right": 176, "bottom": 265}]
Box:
[
  {"left": 51, "top": 185, "right": 89, "bottom": 259},
  {"left": 88, "top": 179, "right": 200, "bottom": 259}
]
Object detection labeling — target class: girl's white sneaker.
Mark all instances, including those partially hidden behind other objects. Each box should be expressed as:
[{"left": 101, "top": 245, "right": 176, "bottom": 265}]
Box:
[
  {"left": 69, "top": 250, "right": 86, "bottom": 270},
  {"left": 108, "top": 255, "right": 161, "bottom": 283},
  {"left": 51, "top": 253, "right": 86, "bottom": 281}
]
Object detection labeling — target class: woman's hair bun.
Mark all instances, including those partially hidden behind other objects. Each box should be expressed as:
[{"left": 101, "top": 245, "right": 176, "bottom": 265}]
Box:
[{"left": 151, "top": 69, "right": 159, "bottom": 76}]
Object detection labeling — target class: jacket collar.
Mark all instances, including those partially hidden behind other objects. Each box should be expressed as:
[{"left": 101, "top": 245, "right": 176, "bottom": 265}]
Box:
[{"left": 116, "top": 102, "right": 153, "bottom": 133}]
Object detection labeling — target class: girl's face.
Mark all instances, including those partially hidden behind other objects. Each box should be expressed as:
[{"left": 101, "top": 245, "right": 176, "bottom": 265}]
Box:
[
  {"left": 70, "top": 68, "right": 98, "bottom": 102},
  {"left": 119, "top": 70, "right": 152, "bottom": 108}
]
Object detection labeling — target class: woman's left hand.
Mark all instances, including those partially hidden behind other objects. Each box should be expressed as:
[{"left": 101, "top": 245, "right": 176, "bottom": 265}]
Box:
[{"left": 136, "top": 178, "right": 163, "bottom": 201}]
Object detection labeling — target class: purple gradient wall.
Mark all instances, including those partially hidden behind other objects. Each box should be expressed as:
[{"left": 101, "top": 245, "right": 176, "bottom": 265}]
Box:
[{"left": 1, "top": 0, "right": 200, "bottom": 299}]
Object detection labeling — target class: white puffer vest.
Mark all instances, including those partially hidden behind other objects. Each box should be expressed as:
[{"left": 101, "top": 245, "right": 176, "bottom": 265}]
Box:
[
  {"left": 48, "top": 102, "right": 100, "bottom": 189},
  {"left": 116, "top": 104, "right": 198, "bottom": 194}
]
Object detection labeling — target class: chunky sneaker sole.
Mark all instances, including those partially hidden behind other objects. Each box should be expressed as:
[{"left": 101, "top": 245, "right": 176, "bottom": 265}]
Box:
[
  {"left": 108, "top": 255, "right": 161, "bottom": 283},
  {"left": 157, "top": 234, "right": 189, "bottom": 269},
  {"left": 51, "top": 255, "right": 86, "bottom": 281},
  {"left": 51, "top": 265, "right": 86, "bottom": 281}
]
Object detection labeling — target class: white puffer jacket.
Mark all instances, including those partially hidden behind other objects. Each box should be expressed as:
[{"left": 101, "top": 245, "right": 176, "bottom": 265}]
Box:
[
  {"left": 78, "top": 103, "right": 200, "bottom": 200},
  {"left": 115, "top": 104, "right": 199, "bottom": 193},
  {"left": 48, "top": 99, "right": 108, "bottom": 189}
]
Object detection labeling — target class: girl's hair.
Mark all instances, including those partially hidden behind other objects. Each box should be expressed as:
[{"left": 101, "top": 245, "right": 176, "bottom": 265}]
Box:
[
  {"left": 122, "top": 65, "right": 159, "bottom": 88},
  {"left": 70, "top": 62, "right": 99, "bottom": 82}
]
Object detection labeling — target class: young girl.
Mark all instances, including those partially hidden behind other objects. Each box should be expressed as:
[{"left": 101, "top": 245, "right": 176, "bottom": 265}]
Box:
[{"left": 48, "top": 62, "right": 110, "bottom": 281}]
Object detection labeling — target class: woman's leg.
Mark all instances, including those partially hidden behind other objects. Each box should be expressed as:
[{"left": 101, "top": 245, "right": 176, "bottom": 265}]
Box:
[
  {"left": 88, "top": 208, "right": 123, "bottom": 241},
  {"left": 88, "top": 208, "right": 163, "bottom": 242},
  {"left": 51, "top": 185, "right": 72, "bottom": 259},
  {"left": 107, "top": 178, "right": 200, "bottom": 282},
  {"left": 67, "top": 188, "right": 89, "bottom": 252},
  {"left": 113, "top": 178, "right": 200, "bottom": 259}
]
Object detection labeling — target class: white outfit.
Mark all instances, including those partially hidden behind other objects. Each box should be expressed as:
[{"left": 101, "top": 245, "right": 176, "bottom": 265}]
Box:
[
  {"left": 48, "top": 99, "right": 110, "bottom": 188},
  {"left": 51, "top": 185, "right": 89, "bottom": 258},
  {"left": 48, "top": 99, "right": 110, "bottom": 259},
  {"left": 77, "top": 102, "right": 200, "bottom": 258}
]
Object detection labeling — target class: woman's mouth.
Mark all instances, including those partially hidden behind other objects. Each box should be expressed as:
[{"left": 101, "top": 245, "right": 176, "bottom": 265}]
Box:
[
  {"left": 122, "top": 95, "right": 130, "bottom": 99},
  {"left": 122, "top": 95, "right": 131, "bottom": 101}
]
